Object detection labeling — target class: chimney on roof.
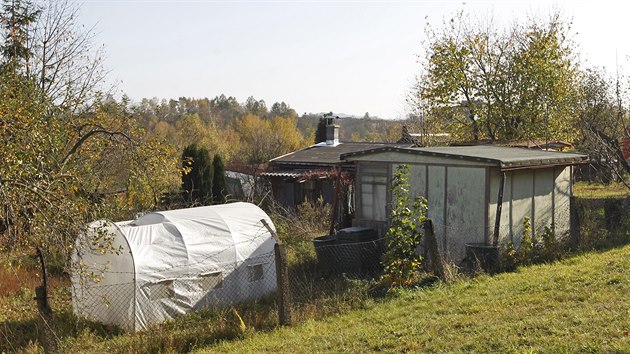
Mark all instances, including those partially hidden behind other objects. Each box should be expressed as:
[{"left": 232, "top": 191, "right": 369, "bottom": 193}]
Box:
[{"left": 325, "top": 116, "right": 339, "bottom": 145}]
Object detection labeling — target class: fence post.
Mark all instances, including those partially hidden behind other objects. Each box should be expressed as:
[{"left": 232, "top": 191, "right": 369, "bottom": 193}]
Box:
[
  {"left": 35, "top": 248, "right": 58, "bottom": 354},
  {"left": 424, "top": 219, "right": 446, "bottom": 281},
  {"left": 261, "top": 219, "right": 292, "bottom": 326},
  {"left": 570, "top": 196, "right": 580, "bottom": 251}
]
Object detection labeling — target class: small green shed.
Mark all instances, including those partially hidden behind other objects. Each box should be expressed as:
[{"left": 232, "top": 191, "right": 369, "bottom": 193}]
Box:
[{"left": 341, "top": 146, "right": 587, "bottom": 264}]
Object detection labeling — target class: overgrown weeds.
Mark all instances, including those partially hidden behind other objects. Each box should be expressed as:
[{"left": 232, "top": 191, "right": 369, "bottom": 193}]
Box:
[
  {"left": 267, "top": 197, "right": 331, "bottom": 264},
  {"left": 578, "top": 202, "right": 630, "bottom": 250}
]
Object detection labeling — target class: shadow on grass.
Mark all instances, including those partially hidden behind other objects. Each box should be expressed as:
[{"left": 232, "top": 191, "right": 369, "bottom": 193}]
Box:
[{"left": 0, "top": 308, "right": 118, "bottom": 353}]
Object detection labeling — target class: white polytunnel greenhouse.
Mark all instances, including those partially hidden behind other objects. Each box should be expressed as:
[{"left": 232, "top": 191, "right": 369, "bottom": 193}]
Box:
[{"left": 71, "top": 202, "right": 278, "bottom": 331}]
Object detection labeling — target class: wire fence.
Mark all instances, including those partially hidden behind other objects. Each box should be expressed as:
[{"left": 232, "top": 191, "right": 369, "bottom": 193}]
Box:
[
  {"left": 287, "top": 237, "right": 386, "bottom": 304},
  {"left": 69, "top": 195, "right": 627, "bottom": 330},
  {"left": 64, "top": 212, "right": 392, "bottom": 333},
  {"left": 71, "top": 237, "right": 388, "bottom": 332},
  {"left": 1, "top": 195, "right": 629, "bottom": 352}
]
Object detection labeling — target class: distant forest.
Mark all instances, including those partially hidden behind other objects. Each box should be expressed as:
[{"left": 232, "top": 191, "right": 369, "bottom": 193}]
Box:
[{"left": 132, "top": 95, "right": 408, "bottom": 142}]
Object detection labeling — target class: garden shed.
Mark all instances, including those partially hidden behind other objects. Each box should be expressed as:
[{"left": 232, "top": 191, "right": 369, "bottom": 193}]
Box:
[
  {"left": 71, "top": 202, "right": 277, "bottom": 331},
  {"left": 341, "top": 146, "right": 588, "bottom": 264}
]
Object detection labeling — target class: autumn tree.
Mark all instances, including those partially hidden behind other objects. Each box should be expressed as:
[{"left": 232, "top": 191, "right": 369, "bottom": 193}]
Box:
[
  {"left": 269, "top": 101, "right": 297, "bottom": 119},
  {"left": 576, "top": 68, "right": 630, "bottom": 185},
  {"left": 414, "top": 11, "right": 579, "bottom": 142},
  {"left": 236, "top": 113, "right": 307, "bottom": 163},
  {"left": 72, "top": 97, "right": 180, "bottom": 215},
  {"left": 0, "top": 0, "right": 180, "bottom": 267}
]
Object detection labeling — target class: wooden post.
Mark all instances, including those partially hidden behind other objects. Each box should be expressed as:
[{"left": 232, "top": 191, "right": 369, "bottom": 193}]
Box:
[
  {"left": 261, "top": 219, "right": 292, "bottom": 326},
  {"left": 424, "top": 219, "right": 446, "bottom": 281},
  {"left": 35, "top": 248, "right": 58, "bottom": 354},
  {"left": 492, "top": 172, "right": 506, "bottom": 247},
  {"left": 570, "top": 196, "right": 581, "bottom": 251},
  {"left": 329, "top": 167, "right": 341, "bottom": 236}
]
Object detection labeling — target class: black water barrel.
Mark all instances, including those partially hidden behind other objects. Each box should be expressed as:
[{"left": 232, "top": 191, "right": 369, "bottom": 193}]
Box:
[
  {"left": 336, "top": 227, "right": 380, "bottom": 276},
  {"left": 313, "top": 235, "right": 337, "bottom": 273},
  {"left": 465, "top": 243, "right": 499, "bottom": 274}
]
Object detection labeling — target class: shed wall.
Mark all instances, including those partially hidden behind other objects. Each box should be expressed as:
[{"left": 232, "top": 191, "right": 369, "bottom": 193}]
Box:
[
  {"left": 553, "top": 167, "right": 572, "bottom": 237},
  {"left": 488, "top": 166, "right": 572, "bottom": 247},
  {"left": 510, "top": 171, "right": 534, "bottom": 246},
  {"left": 534, "top": 169, "right": 555, "bottom": 233},
  {"left": 445, "top": 167, "right": 486, "bottom": 261},
  {"left": 488, "top": 170, "right": 513, "bottom": 243},
  {"left": 355, "top": 159, "right": 487, "bottom": 263},
  {"left": 427, "top": 166, "right": 446, "bottom": 254}
]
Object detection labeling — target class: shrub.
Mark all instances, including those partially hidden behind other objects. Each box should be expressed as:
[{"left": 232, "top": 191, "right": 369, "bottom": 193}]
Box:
[{"left": 381, "top": 164, "right": 427, "bottom": 286}]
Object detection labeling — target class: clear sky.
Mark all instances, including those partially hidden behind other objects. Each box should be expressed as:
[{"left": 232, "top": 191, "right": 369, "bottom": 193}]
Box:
[{"left": 79, "top": 0, "right": 629, "bottom": 119}]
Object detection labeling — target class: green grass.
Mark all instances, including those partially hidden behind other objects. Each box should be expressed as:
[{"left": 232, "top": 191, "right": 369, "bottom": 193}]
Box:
[
  {"left": 2, "top": 242, "right": 628, "bottom": 353},
  {"left": 200, "top": 245, "right": 630, "bottom": 353},
  {"left": 574, "top": 181, "right": 629, "bottom": 198}
]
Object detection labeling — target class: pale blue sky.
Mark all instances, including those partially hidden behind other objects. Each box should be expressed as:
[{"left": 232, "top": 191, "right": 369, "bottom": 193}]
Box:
[{"left": 79, "top": 0, "right": 629, "bottom": 118}]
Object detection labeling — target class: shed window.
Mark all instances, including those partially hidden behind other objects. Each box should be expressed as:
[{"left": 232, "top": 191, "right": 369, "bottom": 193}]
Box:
[
  {"left": 359, "top": 165, "right": 388, "bottom": 221},
  {"left": 248, "top": 264, "right": 264, "bottom": 282}
]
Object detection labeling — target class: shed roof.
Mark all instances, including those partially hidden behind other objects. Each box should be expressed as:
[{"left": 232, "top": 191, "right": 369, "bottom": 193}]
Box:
[
  {"left": 269, "top": 142, "right": 413, "bottom": 167},
  {"left": 341, "top": 145, "right": 588, "bottom": 170},
  {"left": 259, "top": 170, "right": 307, "bottom": 178}
]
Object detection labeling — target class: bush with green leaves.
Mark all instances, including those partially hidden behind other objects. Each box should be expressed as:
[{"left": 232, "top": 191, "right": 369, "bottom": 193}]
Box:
[
  {"left": 382, "top": 164, "right": 428, "bottom": 286},
  {"left": 500, "top": 217, "right": 566, "bottom": 271}
]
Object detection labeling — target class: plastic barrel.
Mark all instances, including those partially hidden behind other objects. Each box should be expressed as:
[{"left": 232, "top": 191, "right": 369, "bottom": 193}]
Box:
[
  {"left": 313, "top": 235, "right": 337, "bottom": 273},
  {"left": 335, "top": 227, "right": 380, "bottom": 276}
]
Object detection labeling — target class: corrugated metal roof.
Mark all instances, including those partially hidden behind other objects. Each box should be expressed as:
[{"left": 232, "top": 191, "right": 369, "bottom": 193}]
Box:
[
  {"left": 269, "top": 142, "right": 414, "bottom": 166},
  {"left": 342, "top": 145, "right": 588, "bottom": 170},
  {"left": 259, "top": 170, "right": 307, "bottom": 178}
]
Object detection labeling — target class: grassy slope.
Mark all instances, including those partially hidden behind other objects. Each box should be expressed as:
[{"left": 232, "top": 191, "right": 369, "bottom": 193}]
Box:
[{"left": 203, "top": 246, "right": 630, "bottom": 353}]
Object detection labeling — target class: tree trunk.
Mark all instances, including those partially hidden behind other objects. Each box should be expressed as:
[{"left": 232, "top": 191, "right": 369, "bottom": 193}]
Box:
[{"left": 35, "top": 248, "right": 57, "bottom": 353}]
